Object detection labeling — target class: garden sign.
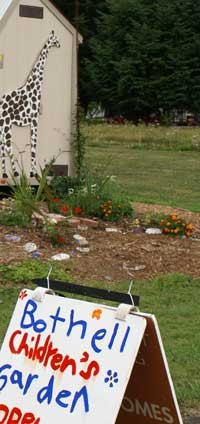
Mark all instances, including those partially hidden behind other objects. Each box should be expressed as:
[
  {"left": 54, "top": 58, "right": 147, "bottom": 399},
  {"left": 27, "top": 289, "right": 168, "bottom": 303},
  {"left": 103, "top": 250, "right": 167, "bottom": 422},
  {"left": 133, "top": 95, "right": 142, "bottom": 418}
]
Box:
[{"left": 0, "top": 288, "right": 146, "bottom": 423}]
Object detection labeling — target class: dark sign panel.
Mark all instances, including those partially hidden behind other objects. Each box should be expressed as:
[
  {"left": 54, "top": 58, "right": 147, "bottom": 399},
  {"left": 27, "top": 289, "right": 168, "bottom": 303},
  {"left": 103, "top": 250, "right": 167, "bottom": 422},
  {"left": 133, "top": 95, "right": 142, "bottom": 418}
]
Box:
[{"left": 19, "top": 5, "right": 44, "bottom": 19}]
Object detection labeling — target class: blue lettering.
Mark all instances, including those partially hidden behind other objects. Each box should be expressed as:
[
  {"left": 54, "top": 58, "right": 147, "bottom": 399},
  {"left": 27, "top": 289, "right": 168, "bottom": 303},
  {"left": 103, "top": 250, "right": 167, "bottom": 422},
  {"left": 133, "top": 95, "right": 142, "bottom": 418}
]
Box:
[
  {"left": 70, "top": 386, "right": 89, "bottom": 413},
  {"left": 108, "top": 323, "right": 119, "bottom": 350},
  {"left": 66, "top": 310, "right": 87, "bottom": 339},
  {"left": 50, "top": 307, "right": 65, "bottom": 333},
  {"left": 20, "top": 299, "right": 47, "bottom": 333},
  {"left": 120, "top": 326, "right": 131, "bottom": 352},
  {"left": 56, "top": 389, "right": 71, "bottom": 408},
  {"left": 0, "top": 364, "right": 11, "bottom": 391},
  {"left": 37, "top": 375, "right": 54, "bottom": 404},
  {"left": 91, "top": 329, "right": 106, "bottom": 353},
  {"left": 23, "top": 373, "right": 39, "bottom": 395},
  {"left": 10, "top": 370, "right": 23, "bottom": 390}
]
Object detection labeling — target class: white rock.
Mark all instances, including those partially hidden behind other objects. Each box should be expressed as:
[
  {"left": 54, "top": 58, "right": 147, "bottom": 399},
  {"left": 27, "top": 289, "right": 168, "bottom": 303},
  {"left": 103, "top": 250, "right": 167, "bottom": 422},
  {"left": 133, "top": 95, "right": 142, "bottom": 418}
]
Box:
[
  {"left": 105, "top": 227, "right": 118, "bottom": 233},
  {"left": 77, "top": 238, "right": 89, "bottom": 247},
  {"left": 145, "top": 228, "right": 162, "bottom": 235},
  {"left": 51, "top": 253, "right": 70, "bottom": 261},
  {"left": 134, "top": 265, "right": 146, "bottom": 271},
  {"left": 76, "top": 247, "right": 90, "bottom": 253},
  {"left": 73, "top": 234, "right": 84, "bottom": 241},
  {"left": 24, "top": 242, "right": 37, "bottom": 253}
]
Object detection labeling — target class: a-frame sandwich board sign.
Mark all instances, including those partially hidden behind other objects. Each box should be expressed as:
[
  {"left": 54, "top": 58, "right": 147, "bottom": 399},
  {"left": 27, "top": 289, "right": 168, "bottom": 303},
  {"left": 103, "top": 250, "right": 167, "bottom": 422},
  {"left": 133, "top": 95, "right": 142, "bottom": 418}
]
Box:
[
  {"left": 117, "top": 312, "right": 183, "bottom": 424},
  {"left": 0, "top": 288, "right": 146, "bottom": 424}
]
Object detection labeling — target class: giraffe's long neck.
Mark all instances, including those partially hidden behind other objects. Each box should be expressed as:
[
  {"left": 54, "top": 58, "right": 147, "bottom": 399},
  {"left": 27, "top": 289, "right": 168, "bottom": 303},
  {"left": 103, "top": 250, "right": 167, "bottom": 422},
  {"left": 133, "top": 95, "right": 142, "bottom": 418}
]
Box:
[{"left": 25, "top": 42, "right": 51, "bottom": 88}]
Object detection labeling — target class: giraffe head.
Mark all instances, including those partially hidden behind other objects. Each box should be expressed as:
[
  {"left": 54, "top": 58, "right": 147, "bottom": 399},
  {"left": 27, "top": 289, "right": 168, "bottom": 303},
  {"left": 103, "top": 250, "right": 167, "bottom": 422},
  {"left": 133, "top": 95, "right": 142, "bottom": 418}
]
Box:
[{"left": 48, "top": 30, "right": 60, "bottom": 48}]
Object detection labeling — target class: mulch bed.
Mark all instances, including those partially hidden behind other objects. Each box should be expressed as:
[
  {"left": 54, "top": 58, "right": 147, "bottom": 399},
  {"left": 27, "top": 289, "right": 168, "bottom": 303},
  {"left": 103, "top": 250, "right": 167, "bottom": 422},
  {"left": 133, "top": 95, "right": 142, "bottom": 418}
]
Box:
[{"left": 1, "top": 202, "right": 200, "bottom": 284}]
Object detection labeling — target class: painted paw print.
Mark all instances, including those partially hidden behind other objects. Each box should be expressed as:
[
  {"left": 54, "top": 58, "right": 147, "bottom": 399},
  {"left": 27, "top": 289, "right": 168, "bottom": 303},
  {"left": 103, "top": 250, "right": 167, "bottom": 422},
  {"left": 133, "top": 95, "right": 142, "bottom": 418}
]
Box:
[
  {"left": 104, "top": 370, "right": 119, "bottom": 387},
  {"left": 19, "top": 290, "right": 28, "bottom": 300}
]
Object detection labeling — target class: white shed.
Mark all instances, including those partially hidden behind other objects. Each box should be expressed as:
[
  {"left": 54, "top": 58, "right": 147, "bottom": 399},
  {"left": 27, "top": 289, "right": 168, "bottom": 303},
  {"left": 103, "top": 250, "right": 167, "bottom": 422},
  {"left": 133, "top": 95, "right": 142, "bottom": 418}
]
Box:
[{"left": 0, "top": 0, "right": 81, "bottom": 182}]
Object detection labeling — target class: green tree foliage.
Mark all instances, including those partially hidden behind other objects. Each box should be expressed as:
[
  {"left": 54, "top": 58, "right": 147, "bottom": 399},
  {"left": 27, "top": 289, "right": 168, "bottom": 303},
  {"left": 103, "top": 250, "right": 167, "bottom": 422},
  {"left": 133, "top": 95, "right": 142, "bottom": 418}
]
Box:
[
  {"left": 54, "top": 0, "right": 200, "bottom": 119},
  {"left": 53, "top": 0, "right": 108, "bottom": 111}
]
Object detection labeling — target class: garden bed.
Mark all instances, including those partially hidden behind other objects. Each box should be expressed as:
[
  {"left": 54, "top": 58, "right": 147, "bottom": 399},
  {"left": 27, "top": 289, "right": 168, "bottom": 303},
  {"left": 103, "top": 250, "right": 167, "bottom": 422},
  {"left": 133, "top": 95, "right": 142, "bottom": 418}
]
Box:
[{"left": 1, "top": 202, "right": 200, "bottom": 284}]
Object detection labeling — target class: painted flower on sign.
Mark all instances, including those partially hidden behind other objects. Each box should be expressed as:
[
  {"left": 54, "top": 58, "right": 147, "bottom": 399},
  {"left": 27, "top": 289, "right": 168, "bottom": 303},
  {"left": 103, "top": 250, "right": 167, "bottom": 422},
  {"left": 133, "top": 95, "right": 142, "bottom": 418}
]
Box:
[{"left": 104, "top": 370, "right": 119, "bottom": 387}]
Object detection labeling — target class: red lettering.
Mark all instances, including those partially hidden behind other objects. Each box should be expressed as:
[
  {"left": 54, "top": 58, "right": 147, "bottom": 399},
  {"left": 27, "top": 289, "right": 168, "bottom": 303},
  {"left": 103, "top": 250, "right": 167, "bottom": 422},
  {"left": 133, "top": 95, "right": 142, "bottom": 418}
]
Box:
[
  {"left": 43, "top": 341, "right": 58, "bottom": 367},
  {"left": 60, "top": 355, "right": 76, "bottom": 374},
  {"left": 21, "top": 412, "right": 36, "bottom": 423},
  {"left": 50, "top": 353, "right": 63, "bottom": 371},
  {"left": 9, "top": 331, "right": 29, "bottom": 357},
  {"left": 0, "top": 404, "right": 9, "bottom": 423},
  {"left": 80, "top": 360, "right": 100, "bottom": 380},
  {"left": 0, "top": 405, "right": 40, "bottom": 424},
  {"left": 7, "top": 407, "right": 22, "bottom": 423}
]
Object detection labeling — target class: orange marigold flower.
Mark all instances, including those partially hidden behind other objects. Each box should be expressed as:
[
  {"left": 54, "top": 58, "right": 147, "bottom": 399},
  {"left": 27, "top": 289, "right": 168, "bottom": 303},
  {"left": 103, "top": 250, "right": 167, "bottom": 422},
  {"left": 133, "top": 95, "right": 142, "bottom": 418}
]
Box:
[
  {"left": 186, "top": 224, "right": 194, "bottom": 231},
  {"left": 171, "top": 215, "right": 177, "bottom": 221}
]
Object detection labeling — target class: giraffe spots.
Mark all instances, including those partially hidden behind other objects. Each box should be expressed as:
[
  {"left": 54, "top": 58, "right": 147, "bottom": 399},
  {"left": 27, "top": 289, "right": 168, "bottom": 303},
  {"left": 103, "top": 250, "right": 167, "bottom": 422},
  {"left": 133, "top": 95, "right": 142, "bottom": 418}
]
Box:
[{"left": 0, "top": 31, "right": 61, "bottom": 178}]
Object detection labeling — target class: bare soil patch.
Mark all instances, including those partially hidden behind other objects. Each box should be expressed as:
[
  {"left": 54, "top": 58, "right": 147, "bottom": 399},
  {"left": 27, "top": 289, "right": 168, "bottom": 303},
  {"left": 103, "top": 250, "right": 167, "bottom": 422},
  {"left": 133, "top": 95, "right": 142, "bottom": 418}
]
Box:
[{"left": 1, "top": 202, "right": 200, "bottom": 284}]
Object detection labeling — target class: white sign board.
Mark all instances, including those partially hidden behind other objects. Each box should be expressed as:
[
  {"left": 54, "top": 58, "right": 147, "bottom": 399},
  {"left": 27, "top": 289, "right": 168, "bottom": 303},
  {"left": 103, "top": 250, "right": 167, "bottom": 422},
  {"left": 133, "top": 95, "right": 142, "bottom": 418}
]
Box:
[{"left": 0, "top": 289, "right": 146, "bottom": 423}]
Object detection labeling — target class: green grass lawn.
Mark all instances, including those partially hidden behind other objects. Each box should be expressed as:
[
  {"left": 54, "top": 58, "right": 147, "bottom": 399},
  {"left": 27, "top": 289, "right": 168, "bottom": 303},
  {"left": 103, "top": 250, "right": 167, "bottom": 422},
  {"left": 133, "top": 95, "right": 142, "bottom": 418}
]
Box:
[{"left": 83, "top": 123, "right": 200, "bottom": 211}]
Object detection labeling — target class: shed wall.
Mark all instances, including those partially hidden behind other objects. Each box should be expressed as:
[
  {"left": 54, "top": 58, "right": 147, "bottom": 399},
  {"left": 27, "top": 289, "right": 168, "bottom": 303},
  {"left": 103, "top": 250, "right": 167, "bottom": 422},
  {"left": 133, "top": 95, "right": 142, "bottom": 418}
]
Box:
[{"left": 0, "top": 0, "right": 75, "bottom": 178}]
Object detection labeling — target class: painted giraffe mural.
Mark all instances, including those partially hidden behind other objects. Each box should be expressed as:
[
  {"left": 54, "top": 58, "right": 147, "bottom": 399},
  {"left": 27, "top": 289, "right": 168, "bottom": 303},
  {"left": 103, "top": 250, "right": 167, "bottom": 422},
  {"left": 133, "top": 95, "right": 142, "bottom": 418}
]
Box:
[{"left": 0, "top": 31, "right": 60, "bottom": 178}]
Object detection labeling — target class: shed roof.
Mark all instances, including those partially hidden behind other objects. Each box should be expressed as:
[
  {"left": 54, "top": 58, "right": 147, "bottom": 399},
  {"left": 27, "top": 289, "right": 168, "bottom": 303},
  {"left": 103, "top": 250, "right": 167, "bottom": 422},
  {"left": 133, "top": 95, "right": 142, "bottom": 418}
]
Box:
[
  {"left": 0, "top": 0, "right": 13, "bottom": 21},
  {"left": 0, "top": 0, "right": 82, "bottom": 40}
]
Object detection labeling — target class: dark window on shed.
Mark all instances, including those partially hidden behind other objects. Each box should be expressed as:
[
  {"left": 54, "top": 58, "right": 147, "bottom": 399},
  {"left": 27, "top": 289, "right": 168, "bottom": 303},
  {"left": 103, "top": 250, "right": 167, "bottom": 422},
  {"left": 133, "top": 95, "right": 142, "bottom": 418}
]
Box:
[
  {"left": 48, "top": 165, "right": 69, "bottom": 177},
  {"left": 19, "top": 5, "right": 44, "bottom": 19}
]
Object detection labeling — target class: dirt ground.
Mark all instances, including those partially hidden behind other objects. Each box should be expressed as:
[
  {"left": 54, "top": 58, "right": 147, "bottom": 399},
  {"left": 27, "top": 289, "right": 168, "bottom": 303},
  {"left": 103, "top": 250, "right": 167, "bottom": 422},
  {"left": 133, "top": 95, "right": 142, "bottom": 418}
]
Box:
[{"left": 1, "top": 202, "right": 200, "bottom": 284}]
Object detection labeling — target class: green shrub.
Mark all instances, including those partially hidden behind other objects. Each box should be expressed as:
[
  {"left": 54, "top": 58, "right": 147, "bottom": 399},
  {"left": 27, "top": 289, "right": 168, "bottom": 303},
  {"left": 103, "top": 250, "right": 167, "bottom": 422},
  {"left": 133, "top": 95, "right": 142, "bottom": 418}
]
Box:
[
  {"left": 57, "top": 171, "right": 134, "bottom": 222},
  {"left": 49, "top": 176, "right": 82, "bottom": 199}
]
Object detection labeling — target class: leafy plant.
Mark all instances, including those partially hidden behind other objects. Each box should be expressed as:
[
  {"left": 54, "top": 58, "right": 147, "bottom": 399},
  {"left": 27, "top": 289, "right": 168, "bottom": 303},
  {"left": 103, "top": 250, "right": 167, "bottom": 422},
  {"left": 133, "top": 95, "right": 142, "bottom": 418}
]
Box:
[
  {"left": 0, "top": 210, "right": 31, "bottom": 227},
  {"left": 63, "top": 170, "right": 134, "bottom": 221},
  {"left": 8, "top": 166, "right": 51, "bottom": 225},
  {"left": 49, "top": 176, "right": 82, "bottom": 199},
  {"left": 160, "top": 214, "right": 194, "bottom": 237},
  {"left": 43, "top": 222, "right": 67, "bottom": 246}
]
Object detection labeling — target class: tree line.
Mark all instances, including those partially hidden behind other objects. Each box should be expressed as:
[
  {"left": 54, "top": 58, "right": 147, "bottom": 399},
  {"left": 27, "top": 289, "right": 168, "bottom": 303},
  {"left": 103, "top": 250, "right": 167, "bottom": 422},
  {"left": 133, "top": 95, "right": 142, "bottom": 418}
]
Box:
[{"left": 54, "top": 0, "right": 200, "bottom": 120}]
